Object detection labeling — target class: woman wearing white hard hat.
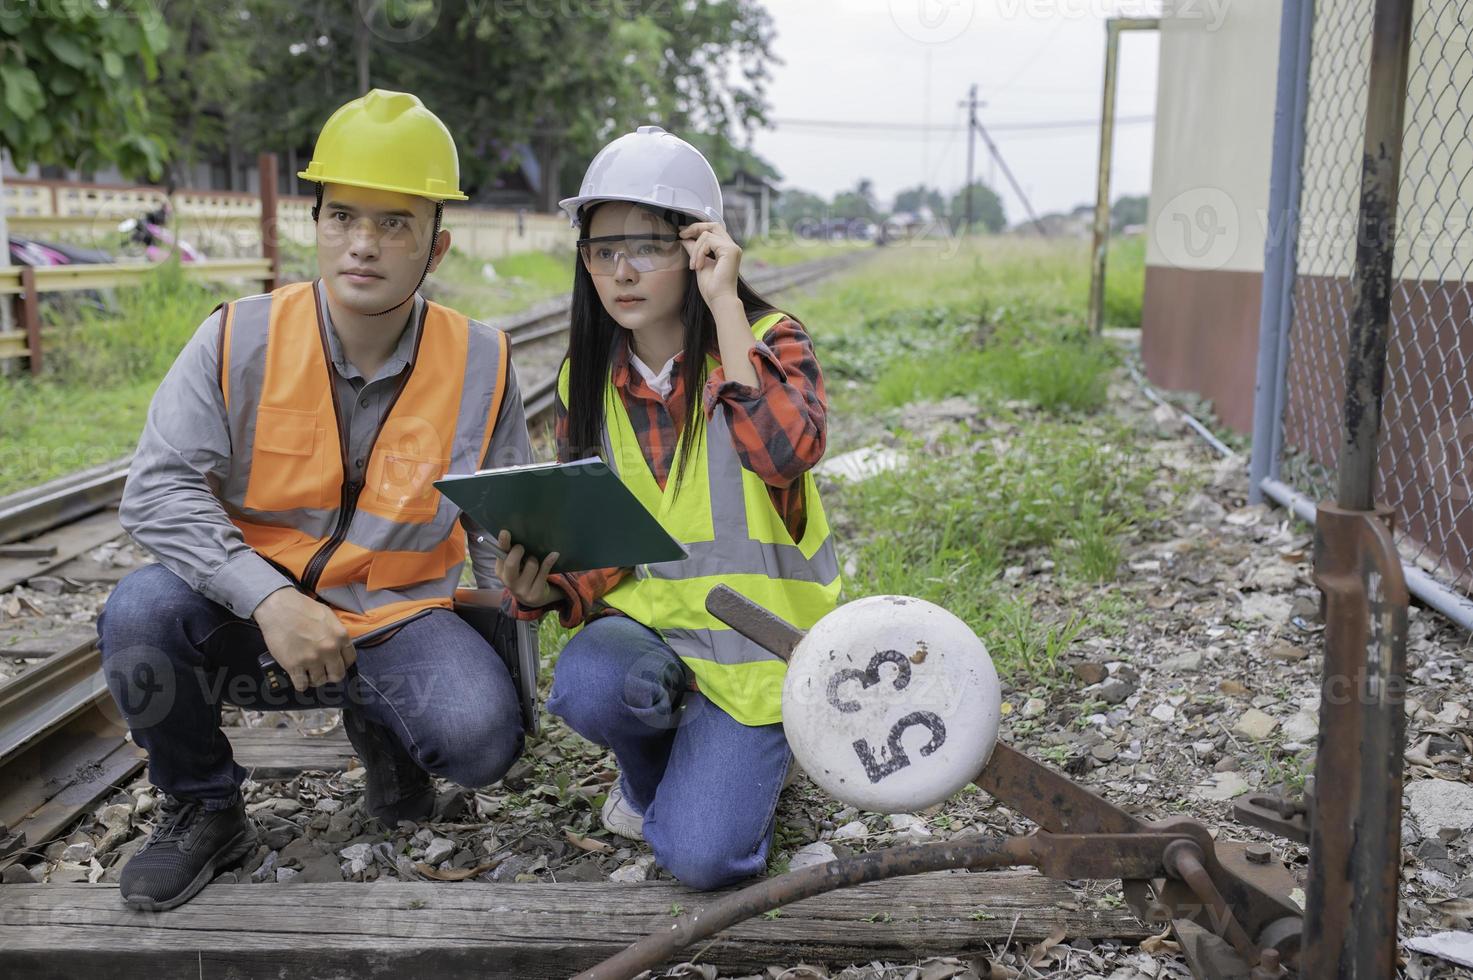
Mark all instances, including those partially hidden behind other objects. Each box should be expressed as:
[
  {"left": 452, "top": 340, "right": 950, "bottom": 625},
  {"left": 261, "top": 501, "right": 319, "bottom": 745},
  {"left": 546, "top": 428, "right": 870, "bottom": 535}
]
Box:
[{"left": 496, "top": 126, "right": 842, "bottom": 890}]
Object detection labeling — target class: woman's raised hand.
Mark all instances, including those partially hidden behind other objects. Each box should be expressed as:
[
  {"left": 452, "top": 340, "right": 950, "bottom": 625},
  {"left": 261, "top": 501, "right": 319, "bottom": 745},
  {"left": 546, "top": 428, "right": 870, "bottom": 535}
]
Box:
[
  {"left": 495, "top": 529, "right": 561, "bottom": 608},
  {"left": 679, "top": 221, "right": 741, "bottom": 305}
]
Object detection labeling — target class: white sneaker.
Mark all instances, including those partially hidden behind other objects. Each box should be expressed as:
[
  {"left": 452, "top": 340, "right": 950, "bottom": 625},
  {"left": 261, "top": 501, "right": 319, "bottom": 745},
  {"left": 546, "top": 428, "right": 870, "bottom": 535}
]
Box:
[{"left": 601, "top": 779, "right": 646, "bottom": 842}]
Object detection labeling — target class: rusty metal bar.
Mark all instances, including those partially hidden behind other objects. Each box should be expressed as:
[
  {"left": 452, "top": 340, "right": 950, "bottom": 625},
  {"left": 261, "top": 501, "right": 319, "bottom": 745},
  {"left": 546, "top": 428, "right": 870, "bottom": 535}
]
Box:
[
  {"left": 705, "top": 584, "right": 802, "bottom": 661},
  {"left": 1087, "top": 17, "right": 1160, "bottom": 336},
  {"left": 258, "top": 152, "right": 280, "bottom": 292},
  {"left": 976, "top": 742, "right": 1140, "bottom": 834},
  {"left": 574, "top": 832, "right": 1181, "bottom": 980},
  {"left": 1166, "top": 841, "right": 1257, "bottom": 965},
  {"left": 1303, "top": 2, "right": 1415, "bottom": 977},
  {"left": 1306, "top": 506, "right": 1409, "bottom": 978},
  {"left": 1335, "top": 0, "right": 1413, "bottom": 512}
]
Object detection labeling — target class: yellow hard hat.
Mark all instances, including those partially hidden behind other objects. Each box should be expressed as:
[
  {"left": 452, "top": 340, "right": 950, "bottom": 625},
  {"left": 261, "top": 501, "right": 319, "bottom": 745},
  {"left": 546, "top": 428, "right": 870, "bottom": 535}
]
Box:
[{"left": 297, "top": 89, "right": 468, "bottom": 202}]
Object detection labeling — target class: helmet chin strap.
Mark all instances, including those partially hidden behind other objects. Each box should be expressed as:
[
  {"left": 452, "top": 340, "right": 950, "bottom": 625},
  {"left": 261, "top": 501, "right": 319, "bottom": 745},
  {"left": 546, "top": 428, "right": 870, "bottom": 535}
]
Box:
[{"left": 313, "top": 184, "right": 443, "bottom": 318}]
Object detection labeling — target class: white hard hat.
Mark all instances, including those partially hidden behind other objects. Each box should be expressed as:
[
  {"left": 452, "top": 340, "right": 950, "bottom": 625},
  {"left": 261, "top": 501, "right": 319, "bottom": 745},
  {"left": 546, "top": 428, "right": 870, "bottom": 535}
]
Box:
[
  {"left": 782, "top": 595, "right": 1002, "bottom": 813},
  {"left": 558, "top": 125, "right": 723, "bottom": 228}
]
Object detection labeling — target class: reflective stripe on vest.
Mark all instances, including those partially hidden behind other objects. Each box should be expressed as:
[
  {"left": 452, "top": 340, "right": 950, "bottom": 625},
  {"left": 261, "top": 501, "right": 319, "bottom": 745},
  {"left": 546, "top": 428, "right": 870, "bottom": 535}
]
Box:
[
  {"left": 219, "top": 280, "right": 509, "bottom": 637},
  {"left": 556, "top": 312, "right": 841, "bottom": 726}
]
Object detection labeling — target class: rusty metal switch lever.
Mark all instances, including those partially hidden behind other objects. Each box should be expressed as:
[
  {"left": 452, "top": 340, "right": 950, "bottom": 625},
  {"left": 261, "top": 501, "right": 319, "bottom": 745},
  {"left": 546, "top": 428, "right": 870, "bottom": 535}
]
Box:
[
  {"left": 705, "top": 584, "right": 802, "bottom": 661},
  {"left": 653, "top": 586, "right": 1308, "bottom": 980}
]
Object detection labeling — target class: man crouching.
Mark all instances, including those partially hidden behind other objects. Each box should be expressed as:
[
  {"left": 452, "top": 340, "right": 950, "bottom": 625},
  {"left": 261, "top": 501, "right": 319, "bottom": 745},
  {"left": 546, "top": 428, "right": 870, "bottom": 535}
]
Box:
[{"left": 97, "top": 90, "right": 530, "bottom": 911}]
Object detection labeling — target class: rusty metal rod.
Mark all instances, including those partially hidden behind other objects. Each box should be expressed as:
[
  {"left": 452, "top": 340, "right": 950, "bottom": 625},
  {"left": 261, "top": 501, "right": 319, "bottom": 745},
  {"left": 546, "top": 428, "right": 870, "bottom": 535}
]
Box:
[
  {"left": 1307, "top": 1, "right": 1415, "bottom": 977},
  {"left": 1165, "top": 840, "right": 1257, "bottom": 967},
  {"left": 573, "top": 836, "right": 1039, "bottom": 980},
  {"left": 1335, "top": 0, "right": 1413, "bottom": 512},
  {"left": 574, "top": 832, "right": 1185, "bottom": 980}
]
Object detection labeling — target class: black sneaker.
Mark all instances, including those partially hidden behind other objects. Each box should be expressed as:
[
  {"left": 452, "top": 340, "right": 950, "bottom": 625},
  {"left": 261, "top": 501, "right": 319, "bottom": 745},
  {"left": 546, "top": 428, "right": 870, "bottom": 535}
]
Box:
[
  {"left": 342, "top": 705, "right": 435, "bottom": 826},
  {"left": 119, "top": 793, "right": 256, "bottom": 911}
]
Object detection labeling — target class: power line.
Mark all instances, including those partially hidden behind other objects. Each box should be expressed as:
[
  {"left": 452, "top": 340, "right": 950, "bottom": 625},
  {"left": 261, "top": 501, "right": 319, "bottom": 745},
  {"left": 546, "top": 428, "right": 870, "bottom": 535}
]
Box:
[{"left": 770, "top": 115, "right": 1153, "bottom": 133}]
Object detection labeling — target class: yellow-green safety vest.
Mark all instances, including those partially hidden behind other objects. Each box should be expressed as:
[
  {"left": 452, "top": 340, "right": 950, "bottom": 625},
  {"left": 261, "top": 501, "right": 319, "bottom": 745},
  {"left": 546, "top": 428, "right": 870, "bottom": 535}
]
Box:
[{"left": 557, "top": 312, "right": 841, "bottom": 725}]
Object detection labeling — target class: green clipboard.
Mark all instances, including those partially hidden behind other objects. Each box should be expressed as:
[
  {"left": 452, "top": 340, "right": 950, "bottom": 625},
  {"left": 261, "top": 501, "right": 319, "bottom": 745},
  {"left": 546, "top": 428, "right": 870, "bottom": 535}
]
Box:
[{"left": 434, "top": 457, "right": 687, "bottom": 573}]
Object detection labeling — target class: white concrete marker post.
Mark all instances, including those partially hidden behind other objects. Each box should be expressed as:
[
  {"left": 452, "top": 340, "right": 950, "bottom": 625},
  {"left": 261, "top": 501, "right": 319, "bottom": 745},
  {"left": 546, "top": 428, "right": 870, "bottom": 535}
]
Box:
[{"left": 782, "top": 595, "right": 1002, "bottom": 813}]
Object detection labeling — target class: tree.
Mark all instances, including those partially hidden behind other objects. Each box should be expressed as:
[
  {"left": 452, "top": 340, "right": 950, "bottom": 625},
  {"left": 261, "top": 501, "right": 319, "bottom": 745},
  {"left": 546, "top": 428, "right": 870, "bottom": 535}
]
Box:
[
  {"left": 424, "top": 0, "right": 779, "bottom": 208},
  {"left": 892, "top": 185, "right": 946, "bottom": 219},
  {"left": 4, "top": 0, "right": 777, "bottom": 206},
  {"left": 947, "top": 181, "right": 1006, "bottom": 234},
  {"left": 683, "top": 131, "right": 780, "bottom": 184},
  {"left": 1111, "top": 194, "right": 1149, "bottom": 233},
  {"left": 831, "top": 178, "right": 879, "bottom": 222},
  {"left": 146, "top": 0, "right": 266, "bottom": 188},
  {"left": 773, "top": 189, "right": 827, "bottom": 226},
  {"left": 0, "top": 0, "right": 172, "bottom": 179}
]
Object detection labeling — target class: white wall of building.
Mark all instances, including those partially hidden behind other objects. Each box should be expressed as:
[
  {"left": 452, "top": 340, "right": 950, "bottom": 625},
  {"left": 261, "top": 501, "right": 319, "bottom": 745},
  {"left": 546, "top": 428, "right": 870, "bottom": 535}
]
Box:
[{"left": 1143, "top": 1, "right": 1281, "bottom": 276}]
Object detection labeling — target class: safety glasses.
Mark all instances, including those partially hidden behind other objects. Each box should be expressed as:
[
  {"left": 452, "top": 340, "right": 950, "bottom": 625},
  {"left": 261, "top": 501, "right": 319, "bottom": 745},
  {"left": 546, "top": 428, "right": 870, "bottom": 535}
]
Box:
[{"left": 576, "top": 234, "right": 686, "bottom": 276}]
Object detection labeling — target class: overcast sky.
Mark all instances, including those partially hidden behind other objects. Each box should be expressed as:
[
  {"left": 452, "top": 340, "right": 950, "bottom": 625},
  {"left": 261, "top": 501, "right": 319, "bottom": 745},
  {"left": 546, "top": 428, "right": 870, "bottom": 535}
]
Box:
[{"left": 746, "top": 0, "right": 1162, "bottom": 221}]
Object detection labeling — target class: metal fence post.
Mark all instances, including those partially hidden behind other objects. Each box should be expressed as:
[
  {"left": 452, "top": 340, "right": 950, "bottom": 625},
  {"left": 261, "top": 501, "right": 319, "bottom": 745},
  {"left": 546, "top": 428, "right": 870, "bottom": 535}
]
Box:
[
  {"left": 18, "top": 267, "right": 42, "bottom": 377},
  {"left": 1088, "top": 17, "right": 1159, "bottom": 337},
  {"left": 1249, "top": 0, "right": 1315, "bottom": 503},
  {"left": 1303, "top": 0, "right": 1413, "bottom": 975},
  {"left": 258, "top": 152, "right": 280, "bottom": 292}
]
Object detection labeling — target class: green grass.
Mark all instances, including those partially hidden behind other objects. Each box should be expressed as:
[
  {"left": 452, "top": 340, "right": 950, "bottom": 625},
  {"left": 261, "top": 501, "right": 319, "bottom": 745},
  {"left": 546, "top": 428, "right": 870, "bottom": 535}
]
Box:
[
  {"left": 0, "top": 245, "right": 578, "bottom": 497},
  {"left": 799, "top": 237, "right": 1152, "bottom": 684},
  {"left": 1103, "top": 233, "right": 1145, "bottom": 330},
  {"left": 425, "top": 247, "right": 573, "bottom": 320},
  {"left": 829, "top": 422, "right": 1151, "bottom": 682},
  {"left": 0, "top": 261, "right": 233, "bottom": 494},
  {"left": 743, "top": 234, "right": 871, "bottom": 269}
]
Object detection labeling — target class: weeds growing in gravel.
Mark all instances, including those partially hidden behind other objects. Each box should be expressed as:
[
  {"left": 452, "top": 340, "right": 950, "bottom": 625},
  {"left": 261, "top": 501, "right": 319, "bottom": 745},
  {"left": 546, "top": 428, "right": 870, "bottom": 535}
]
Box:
[{"left": 812, "top": 239, "right": 1150, "bottom": 685}]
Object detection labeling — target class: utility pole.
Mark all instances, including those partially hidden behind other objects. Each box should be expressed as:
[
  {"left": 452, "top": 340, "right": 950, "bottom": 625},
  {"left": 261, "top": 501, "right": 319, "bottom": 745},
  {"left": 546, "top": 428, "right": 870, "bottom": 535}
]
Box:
[
  {"left": 959, "top": 84, "right": 983, "bottom": 234},
  {"left": 959, "top": 85, "right": 1044, "bottom": 237},
  {"left": 355, "top": 16, "right": 371, "bottom": 94}
]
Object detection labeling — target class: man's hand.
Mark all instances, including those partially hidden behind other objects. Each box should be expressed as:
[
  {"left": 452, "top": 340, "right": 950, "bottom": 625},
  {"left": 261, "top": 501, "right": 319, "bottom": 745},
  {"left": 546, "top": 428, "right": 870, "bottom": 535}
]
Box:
[
  {"left": 495, "top": 529, "right": 561, "bottom": 609},
  {"left": 253, "top": 588, "right": 356, "bottom": 692}
]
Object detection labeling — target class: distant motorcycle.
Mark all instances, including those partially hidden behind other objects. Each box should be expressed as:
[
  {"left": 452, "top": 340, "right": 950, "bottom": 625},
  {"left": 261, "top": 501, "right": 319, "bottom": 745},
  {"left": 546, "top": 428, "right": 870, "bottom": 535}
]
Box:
[
  {"left": 8, "top": 235, "right": 112, "bottom": 268},
  {"left": 118, "top": 203, "right": 202, "bottom": 263},
  {"left": 6, "top": 233, "right": 116, "bottom": 317}
]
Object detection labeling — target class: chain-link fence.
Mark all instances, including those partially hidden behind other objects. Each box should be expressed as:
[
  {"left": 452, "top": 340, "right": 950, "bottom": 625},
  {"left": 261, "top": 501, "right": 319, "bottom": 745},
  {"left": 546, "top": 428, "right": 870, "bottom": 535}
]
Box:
[{"left": 1254, "top": 0, "right": 1473, "bottom": 619}]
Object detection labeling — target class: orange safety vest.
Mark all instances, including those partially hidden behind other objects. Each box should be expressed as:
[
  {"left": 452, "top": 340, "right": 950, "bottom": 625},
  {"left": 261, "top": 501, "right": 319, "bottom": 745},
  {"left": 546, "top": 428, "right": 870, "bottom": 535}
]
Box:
[{"left": 215, "top": 280, "right": 509, "bottom": 637}]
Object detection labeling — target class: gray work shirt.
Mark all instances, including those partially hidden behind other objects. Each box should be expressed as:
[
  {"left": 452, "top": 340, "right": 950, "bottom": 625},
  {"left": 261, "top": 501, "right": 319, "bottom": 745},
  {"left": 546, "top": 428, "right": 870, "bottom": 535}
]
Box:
[{"left": 118, "top": 286, "right": 526, "bottom": 619}]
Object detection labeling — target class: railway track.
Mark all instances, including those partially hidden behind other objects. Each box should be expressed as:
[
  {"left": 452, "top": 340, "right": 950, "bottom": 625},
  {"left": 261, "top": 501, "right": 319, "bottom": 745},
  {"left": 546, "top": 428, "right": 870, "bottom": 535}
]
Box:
[{"left": 0, "top": 249, "right": 867, "bottom": 875}]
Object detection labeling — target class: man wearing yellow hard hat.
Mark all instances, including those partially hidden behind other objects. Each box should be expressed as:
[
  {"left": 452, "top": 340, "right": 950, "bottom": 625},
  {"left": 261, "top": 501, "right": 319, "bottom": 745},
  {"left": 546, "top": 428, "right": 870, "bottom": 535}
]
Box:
[{"left": 97, "top": 90, "right": 534, "bottom": 911}]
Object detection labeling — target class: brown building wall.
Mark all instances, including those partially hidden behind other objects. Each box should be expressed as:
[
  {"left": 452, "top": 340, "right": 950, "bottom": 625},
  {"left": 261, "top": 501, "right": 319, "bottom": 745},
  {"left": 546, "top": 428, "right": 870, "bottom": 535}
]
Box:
[{"left": 1140, "top": 264, "right": 1264, "bottom": 434}]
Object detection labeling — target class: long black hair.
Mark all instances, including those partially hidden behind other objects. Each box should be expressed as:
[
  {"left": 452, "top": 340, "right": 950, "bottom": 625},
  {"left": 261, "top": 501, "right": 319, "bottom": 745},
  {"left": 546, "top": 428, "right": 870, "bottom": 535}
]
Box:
[{"left": 563, "top": 203, "right": 779, "bottom": 497}]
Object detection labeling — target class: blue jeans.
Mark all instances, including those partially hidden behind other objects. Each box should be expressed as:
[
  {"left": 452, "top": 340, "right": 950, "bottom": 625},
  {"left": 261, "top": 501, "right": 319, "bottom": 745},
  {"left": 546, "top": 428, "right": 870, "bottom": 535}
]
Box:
[
  {"left": 97, "top": 563, "right": 524, "bottom": 809},
  {"left": 547, "top": 616, "right": 791, "bottom": 891}
]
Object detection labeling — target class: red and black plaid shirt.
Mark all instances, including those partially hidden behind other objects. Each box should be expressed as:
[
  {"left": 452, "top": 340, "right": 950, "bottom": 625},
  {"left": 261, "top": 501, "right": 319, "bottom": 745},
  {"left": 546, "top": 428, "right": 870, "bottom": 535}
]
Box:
[{"left": 504, "top": 313, "right": 829, "bottom": 627}]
